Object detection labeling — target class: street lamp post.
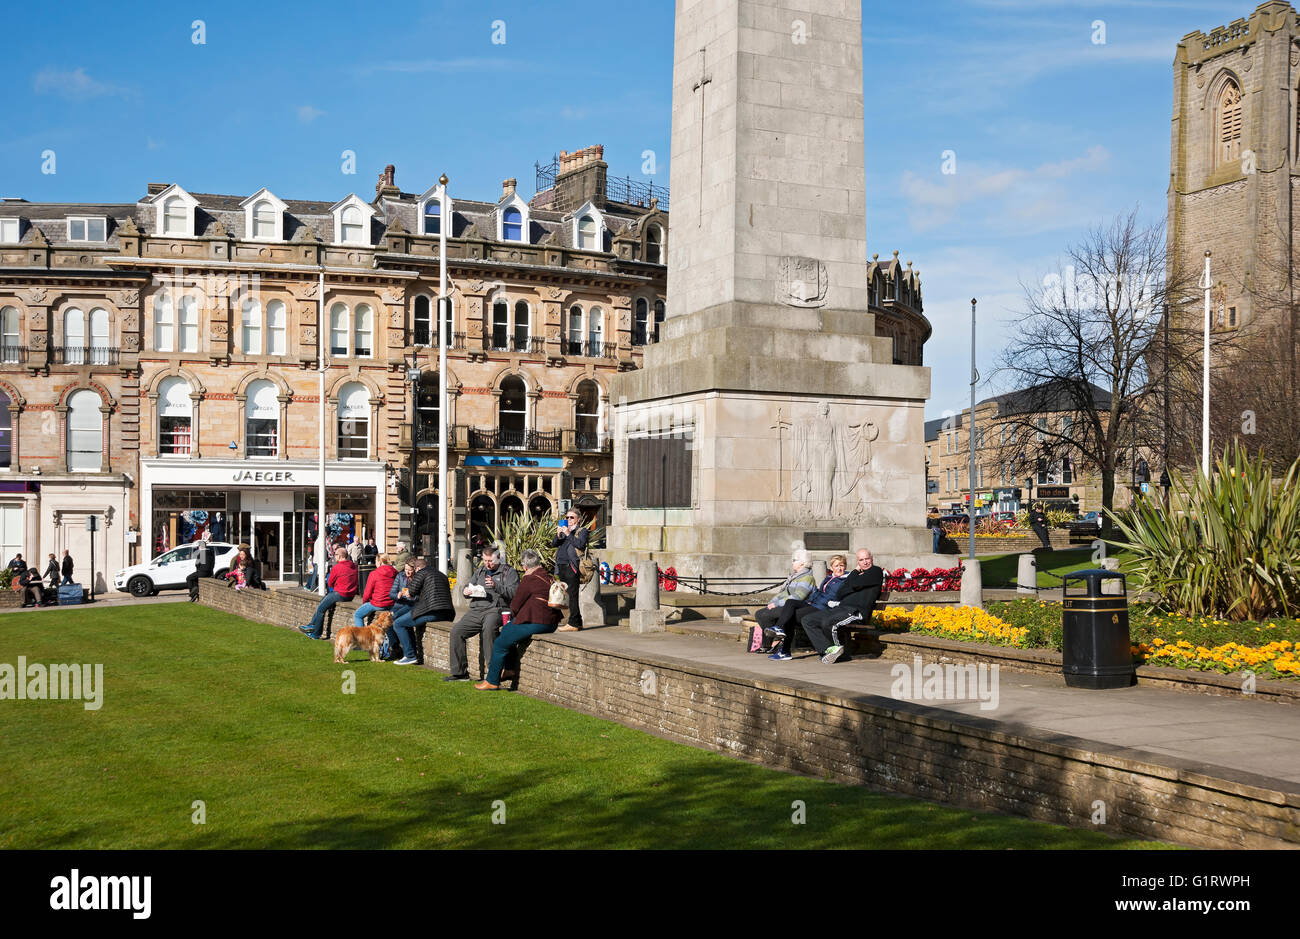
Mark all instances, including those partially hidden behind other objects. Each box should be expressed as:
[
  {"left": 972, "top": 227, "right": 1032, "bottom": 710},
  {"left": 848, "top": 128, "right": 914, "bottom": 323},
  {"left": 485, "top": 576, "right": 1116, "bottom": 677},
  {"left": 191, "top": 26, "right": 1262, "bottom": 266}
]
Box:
[
  {"left": 437, "top": 174, "right": 449, "bottom": 574},
  {"left": 968, "top": 298, "right": 977, "bottom": 560}
]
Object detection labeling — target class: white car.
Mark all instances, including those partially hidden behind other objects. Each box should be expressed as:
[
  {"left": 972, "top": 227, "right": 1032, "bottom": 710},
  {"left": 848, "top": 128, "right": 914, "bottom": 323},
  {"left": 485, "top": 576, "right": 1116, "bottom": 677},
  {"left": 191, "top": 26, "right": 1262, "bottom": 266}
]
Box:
[{"left": 114, "top": 542, "right": 240, "bottom": 598}]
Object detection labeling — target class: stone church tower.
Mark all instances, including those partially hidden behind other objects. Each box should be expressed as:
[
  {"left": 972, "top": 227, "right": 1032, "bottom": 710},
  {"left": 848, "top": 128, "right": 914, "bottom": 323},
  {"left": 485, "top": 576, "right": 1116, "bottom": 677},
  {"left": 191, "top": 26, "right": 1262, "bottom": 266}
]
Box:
[{"left": 1168, "top": 1, "right": 1300, "bottom": 331}]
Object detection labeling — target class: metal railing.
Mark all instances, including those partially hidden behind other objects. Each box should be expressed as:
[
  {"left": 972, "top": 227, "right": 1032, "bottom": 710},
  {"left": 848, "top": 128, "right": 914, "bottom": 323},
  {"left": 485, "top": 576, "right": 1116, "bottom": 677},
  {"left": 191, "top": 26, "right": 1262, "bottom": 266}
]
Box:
[
  {"left": 574, "top": 431, "right": 602, "bottom": 452},
  {"left": 467, "top": 426, "right": 562, "bottom": 453},
  {"left": 51, "top": 345, "right": 120, "bottom": 365},
  {"left": 0, "top": 344, "right": 27, "bottom": 364},
  {"left": 411, "top": 419, "right": 439, "bottom": 447},
  {"left": 564, "top": 340, "right": 614, "bottom": 359}
]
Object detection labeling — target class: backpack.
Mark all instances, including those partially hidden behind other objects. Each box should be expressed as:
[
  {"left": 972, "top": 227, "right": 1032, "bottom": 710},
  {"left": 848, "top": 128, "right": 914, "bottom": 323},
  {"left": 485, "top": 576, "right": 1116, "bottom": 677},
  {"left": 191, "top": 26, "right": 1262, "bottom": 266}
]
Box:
[
  {"left": 745, "top": 624, "right": 781, "bottom": 654},
  {"left": 576, "top": 549, "right": 597, "bottom": 585}
]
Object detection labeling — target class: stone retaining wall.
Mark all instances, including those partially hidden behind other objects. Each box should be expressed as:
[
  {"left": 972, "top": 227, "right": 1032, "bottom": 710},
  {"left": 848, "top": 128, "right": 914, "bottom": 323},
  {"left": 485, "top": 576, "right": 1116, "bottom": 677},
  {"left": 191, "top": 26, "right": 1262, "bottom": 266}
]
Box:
[{"left": 197, "top": 581, "right": 1300, "bottom": 848}]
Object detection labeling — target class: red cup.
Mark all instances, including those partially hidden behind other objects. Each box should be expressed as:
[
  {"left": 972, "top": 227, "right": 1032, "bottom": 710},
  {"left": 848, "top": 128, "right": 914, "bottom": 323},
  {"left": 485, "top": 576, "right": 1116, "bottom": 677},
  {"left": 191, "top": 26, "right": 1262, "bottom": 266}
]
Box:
[{"left": 500, "top": 611, "right": 512, "bottom": 626}]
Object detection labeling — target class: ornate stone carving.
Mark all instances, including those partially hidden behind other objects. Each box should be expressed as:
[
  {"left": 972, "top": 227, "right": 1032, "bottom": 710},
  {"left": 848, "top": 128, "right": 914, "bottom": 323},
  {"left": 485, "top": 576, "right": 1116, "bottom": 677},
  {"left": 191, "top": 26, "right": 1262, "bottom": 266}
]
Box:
[
  {"left": 776, "top": 257, "right": 828, "bottom": 308},
  {"left": 123, "top": 334, "right": 139, "bottom": 352},
  {"left": 207, "top": 219, "right": 229, "bottom": 238},
  {"left": 302, "top": 326, "right": 317, "bottom": 343},
  {"left": 123, "top": 311, "right": 139, "bottom": 331},
  {"left": 465, "top": 280, "right": 485, "bottom": 294},
  {"left": 30, "top": 334, "right": 46, "bottom": 350},
  {"left": 380, "top": 287, "right": 404, "bottom": 305},
  {"left": 111, "top": 288, "right": 140, "bottom": 308},
  {"left": 610, "top": 295, "right": 631, "bottom": 308},
  {"left": 290, "top": 281, "right": 318, "bottom": 301},
  {"left": 390, "top": 308, "right": 403, "bottom": 327},
  {"left": 211, "top": 320, "right": 228, "bottom": 339},
  {"left": 118, "top": 216, "right": 140, "bottom": 236},
  {"left": 24, "top": 287, "right": 49, "bottom": 305},
  {"left": 790, "top": 402, "right": 879, "bottom": 514}
]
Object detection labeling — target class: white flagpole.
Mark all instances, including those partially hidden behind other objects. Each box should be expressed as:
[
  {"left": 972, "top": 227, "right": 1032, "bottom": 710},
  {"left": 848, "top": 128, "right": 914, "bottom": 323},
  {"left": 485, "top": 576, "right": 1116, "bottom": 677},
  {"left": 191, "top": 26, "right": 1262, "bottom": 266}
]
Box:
[
  {"left": 318, "top": 264, "right": 327, "bottom": 595},
  {"left": 1201, "top": 250, "right": 1211, "bottom": 479},
  {"left": 437, "top": 174, "right": 449, "bottom": 575}
]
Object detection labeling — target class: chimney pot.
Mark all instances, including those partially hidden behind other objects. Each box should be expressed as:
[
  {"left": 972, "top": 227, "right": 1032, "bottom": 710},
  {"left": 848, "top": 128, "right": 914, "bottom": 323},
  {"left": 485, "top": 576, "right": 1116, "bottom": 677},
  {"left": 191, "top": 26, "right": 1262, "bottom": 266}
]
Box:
[{"left": 502, "top": 178, "right": 517, "bottom": 200}]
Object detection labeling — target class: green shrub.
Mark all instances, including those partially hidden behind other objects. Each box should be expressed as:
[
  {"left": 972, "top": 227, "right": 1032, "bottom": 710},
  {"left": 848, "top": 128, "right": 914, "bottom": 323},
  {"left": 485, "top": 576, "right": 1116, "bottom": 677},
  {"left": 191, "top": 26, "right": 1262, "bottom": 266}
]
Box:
[
  {"left": 1106, "top": 445, "right": 1300, "bottom": 621},
  {"left": 488, "top": 512, "right": 558, "bottom": 570}
]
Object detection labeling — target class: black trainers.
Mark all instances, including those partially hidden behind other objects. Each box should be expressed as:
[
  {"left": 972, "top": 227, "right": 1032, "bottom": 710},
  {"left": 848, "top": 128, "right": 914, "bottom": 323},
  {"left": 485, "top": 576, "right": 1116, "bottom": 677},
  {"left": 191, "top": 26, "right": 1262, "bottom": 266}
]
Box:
[{"left": 443, "top": 674, "right": 471, "bottom": 682}]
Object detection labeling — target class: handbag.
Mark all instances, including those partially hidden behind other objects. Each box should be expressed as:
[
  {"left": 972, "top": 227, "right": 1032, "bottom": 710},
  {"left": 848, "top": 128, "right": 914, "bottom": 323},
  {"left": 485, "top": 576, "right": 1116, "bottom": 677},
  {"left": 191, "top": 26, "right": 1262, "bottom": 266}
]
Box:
[{"left": 547, "top": 579, "right": 569, "bottom": 609}]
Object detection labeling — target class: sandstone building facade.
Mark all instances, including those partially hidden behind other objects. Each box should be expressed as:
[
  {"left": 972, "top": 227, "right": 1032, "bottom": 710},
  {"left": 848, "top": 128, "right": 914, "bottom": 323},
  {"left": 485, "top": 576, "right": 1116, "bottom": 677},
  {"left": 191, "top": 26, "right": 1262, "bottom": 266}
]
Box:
[{"left": 0, "top": 145, "right": 927, "bottom": 586}]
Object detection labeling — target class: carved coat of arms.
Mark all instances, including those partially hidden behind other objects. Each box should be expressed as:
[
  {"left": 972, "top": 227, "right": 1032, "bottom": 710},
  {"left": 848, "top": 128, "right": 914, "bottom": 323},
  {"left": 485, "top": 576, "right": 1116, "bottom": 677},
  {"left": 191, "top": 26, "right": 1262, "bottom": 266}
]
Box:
[{"left": 776, "top": 256, "right": 828, "bottom": 308}]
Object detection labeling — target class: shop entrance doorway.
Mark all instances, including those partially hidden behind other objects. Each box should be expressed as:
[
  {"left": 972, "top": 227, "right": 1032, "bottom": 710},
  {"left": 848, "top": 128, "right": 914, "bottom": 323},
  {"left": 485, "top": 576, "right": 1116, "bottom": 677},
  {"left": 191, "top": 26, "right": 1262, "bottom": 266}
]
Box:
[{"left": 253, "top": 520, "right": 281, "bottom": 579}]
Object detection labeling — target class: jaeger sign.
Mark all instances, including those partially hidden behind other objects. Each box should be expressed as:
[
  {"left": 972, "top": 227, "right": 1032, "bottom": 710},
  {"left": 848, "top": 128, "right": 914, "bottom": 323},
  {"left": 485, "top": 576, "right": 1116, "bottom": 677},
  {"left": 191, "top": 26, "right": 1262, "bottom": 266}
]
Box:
[{"left": 231, "top": 470, "right": 295, "bottom": 483}]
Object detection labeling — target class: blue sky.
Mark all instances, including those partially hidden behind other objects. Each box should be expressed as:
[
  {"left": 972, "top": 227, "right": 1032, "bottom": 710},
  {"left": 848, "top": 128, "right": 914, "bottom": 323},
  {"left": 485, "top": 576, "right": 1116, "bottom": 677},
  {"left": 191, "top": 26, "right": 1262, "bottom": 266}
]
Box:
[{"left": 0, "top": 0, "right": 1242, "bottom": 417}]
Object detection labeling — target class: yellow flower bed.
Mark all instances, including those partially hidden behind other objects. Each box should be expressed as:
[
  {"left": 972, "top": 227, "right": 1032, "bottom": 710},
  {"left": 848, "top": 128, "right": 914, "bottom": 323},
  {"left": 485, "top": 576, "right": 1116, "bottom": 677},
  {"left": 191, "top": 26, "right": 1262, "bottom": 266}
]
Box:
[
  {"left": 1138, "top": 638, "right": 1299, "bottom": 680},
  {"left": 875, "top": 605, "right": 1029, "bottom": 647}
]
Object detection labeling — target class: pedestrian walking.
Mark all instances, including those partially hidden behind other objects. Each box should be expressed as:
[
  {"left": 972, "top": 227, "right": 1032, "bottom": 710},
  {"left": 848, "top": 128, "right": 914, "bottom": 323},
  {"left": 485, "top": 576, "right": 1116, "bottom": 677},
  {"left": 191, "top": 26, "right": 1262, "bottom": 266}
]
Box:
[{"left": 60, "top": 550, "right": 74, "bottom": 585}]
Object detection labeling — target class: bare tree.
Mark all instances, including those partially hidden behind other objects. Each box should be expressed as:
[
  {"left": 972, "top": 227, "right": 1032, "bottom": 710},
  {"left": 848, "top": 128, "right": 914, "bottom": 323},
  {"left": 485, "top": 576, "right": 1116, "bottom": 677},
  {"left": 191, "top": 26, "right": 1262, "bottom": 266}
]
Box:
[{"left": 993, "top": 209, "right": 1237, "bottom": 532}]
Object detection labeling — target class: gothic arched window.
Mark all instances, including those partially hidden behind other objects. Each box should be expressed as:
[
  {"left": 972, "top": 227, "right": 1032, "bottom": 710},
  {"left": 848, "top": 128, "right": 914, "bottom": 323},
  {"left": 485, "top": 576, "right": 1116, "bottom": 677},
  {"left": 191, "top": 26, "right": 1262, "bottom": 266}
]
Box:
[{"left": 1215, "top": 79, "right": 1243, "bottom": 169}]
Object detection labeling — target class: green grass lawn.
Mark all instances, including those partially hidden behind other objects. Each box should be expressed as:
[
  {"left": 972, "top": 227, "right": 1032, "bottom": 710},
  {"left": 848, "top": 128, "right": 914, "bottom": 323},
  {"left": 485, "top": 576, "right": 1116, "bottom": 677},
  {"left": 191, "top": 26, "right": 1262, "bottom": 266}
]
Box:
[
  {"left": 980, "top": 548, "right": 1140, "bottom": 589},
  {"left": 0, "top": 604, "right": 1167, "bottom": 849}
]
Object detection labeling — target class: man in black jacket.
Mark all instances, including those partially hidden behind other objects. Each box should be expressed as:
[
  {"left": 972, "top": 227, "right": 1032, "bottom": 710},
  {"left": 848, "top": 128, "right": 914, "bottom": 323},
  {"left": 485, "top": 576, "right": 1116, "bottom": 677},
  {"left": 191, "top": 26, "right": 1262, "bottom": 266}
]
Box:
[
  {"left": 386, "top": 558, "right": 454, "bottom": 665},
  {"left": 445, "top": 545, "right": 519, "bottom": 682},
  {"left": 61, "top": 550, "right": 74, "bottom": 586},
  {"left": 1028, "top": 503, "right": 1051, "bottom": 551},
  {"left": 188, "top": 541, "right": 215, "bottom": 602},
  {"left": 797, "top": 548, "right": 884, "bottom": 664}
]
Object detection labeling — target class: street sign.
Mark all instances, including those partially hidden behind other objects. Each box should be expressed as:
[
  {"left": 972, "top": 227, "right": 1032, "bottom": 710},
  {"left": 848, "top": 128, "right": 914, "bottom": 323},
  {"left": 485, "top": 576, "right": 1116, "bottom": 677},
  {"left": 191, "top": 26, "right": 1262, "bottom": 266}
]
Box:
[{"left": 1141, "top": 482, "right": 1150, "bottom": 494}]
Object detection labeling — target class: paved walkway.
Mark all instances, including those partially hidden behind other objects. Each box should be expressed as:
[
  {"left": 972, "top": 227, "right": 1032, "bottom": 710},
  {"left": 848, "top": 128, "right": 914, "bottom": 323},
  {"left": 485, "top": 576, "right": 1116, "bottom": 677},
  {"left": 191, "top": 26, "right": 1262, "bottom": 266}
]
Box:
[{"left": 565, "top": 624, "right": 1300, "bottom": 789}]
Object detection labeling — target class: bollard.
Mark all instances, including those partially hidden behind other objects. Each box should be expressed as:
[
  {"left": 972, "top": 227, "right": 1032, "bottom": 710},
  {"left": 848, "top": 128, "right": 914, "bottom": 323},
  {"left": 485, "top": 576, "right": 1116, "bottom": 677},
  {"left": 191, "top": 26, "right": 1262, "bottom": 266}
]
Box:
[
  {"left": 629, "top": 559, "right": 666, "bottom": 634},
  {"left": 810, "top": 559, "right": 827, "bottom": 585},
  {"left": 453, "top": 548, "right": 473, "bottom": 613},
  {"left": 1017, "top": 554, "right": 1037, "bottom": 594},
  {"left": 578, "top": 559, "right": 605, "bottom": 628},
  {"left": 960, "top": 558, "right": 983, "bottom": 610},
  {"left": 1099, "top": 557, "right": 1123, "bottom": 595}
]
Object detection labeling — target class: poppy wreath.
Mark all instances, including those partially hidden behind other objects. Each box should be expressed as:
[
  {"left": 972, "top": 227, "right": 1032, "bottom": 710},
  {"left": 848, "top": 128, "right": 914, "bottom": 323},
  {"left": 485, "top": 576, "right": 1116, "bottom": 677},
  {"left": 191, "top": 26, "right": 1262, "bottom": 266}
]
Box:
[
  {"left": 657, "top": 566, "right": 677, "bottom": 591},
  {"left": 599, "top": 561, "right": 612, "bottom": 585}
]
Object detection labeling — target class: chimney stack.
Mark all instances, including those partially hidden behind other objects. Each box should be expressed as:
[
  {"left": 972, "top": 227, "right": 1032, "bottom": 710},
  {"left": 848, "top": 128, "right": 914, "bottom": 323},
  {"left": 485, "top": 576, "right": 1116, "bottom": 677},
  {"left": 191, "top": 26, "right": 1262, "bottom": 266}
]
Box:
[
  {"left": 502, "top": 178, "right": 517, "bottom": 201},
  {"left": 376, "top": 164, "right": 398, "bottom": 198},
  {"left": 551, "top": 144, "right": 608, "bottom": 212}
]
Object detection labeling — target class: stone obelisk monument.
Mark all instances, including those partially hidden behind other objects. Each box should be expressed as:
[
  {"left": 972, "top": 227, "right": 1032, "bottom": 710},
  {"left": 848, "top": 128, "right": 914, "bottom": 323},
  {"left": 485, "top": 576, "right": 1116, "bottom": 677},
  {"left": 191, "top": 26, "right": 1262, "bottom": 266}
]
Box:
[{"left": 609, "top": 0, "right": 933, "bottom": 580}]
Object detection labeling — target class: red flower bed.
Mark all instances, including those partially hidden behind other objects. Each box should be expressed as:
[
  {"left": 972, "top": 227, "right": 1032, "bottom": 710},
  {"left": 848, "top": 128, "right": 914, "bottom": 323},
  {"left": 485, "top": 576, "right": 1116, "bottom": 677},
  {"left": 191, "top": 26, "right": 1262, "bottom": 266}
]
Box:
[{"left": 886, "top": 565, "right": 963, "bottom": 592}]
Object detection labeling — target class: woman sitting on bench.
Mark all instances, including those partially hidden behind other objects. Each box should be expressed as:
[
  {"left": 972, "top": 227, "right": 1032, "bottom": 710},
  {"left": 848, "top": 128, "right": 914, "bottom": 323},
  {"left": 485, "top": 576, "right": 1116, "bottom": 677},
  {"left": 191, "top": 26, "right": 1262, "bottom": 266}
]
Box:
[{"left": 765, "top": 554, "right": 850, "bottom": 660}]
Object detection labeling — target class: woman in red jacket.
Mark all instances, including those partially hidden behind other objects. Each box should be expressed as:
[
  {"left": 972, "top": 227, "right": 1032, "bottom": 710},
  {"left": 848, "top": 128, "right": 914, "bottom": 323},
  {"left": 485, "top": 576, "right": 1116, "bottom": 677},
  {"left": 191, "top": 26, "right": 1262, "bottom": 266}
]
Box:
[
  {"left": 476, "top": 549, "right": 561, "bottom": 690},
  {"left": 299, "top": 547, "right": 358, "bottom": 640},
  {"left": 352, "top": 555, "right": 396, "bottom": 628}
]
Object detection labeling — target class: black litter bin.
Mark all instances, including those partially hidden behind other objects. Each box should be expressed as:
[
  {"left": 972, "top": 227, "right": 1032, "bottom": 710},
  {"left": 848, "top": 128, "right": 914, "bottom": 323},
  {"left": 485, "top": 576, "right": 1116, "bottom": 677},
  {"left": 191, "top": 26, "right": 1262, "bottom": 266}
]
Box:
[{"left": 1061, "top": 569, "right": 1134, "bottom": 689}]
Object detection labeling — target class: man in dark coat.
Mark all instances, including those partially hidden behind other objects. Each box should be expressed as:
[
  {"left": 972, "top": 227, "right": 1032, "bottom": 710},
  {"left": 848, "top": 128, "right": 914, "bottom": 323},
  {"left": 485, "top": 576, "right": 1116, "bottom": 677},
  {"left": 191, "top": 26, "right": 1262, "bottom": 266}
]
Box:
[
  {"left": 188, "top": 540, "right": 215, "bottom": 602},
  {"left": 1028, "top": 503, "right": 1051, "bottom": 551},
  {"left": 7, "top": 553, "right": 27, "bottom": 575},
  {"left": 444, "top": 544, "right": 519, "bottom": 682},
  {"left": 386, "top": 558, "right": 454, "bottom": 665},
  {"left": 61, "top": 550, "right": 74, "bottom": 586}
]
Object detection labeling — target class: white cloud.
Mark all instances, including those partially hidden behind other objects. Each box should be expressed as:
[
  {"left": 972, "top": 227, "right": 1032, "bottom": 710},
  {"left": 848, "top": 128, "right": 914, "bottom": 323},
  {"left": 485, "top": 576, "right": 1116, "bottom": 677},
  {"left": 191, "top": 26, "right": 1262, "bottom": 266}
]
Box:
[
  {"left": 297, "top": 105, "right": 326, "bottom": 124},
  {"left": 32, "top": 66, "right": 128, "bottom": 100}
]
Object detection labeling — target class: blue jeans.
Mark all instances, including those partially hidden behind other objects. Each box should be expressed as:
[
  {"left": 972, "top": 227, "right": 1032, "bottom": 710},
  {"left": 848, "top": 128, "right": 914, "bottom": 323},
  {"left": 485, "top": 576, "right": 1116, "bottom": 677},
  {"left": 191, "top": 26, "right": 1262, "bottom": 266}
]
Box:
[
  {"left": 309, "top": 591, "right": 345, "bottom": 634},
  {"left": 305, "top": 564, "right": 318, "bottom": 591},
  {"left": 353, "top": 602, "right": 389, "bottom": 629},
  {"left": 388, "top": 607, "right": 450, "bottom": 661},
  {"left": 485, "top": 621, "right": 557, "bottom": 685}
]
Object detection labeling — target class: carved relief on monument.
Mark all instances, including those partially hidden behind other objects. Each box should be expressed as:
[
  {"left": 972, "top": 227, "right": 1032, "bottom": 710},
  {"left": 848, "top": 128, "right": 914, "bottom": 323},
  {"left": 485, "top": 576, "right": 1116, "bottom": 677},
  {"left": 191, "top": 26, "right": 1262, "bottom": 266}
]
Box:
[
  {"left": 779, "top": 401, "right": 879, "bottom": 518},
  {"left": 776, "top": 256, "right": 828, "bottom": 308}
]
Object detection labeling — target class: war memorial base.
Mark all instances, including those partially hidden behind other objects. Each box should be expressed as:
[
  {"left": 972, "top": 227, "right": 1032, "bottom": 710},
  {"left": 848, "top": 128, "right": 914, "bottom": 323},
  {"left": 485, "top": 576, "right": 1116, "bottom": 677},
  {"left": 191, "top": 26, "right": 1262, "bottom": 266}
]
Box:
[{"left": 199, "top": 581, "right": 1300, "bottom": 849}]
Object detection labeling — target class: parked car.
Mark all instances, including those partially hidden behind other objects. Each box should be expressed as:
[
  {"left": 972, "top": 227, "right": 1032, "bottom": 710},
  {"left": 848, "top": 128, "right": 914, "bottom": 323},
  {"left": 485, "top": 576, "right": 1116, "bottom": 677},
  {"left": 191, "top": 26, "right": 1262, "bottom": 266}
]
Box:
[
  {"left": 1065, "top": 512, "right": 1103, "bottom": 532},
  {"left": 114, "top": 542, "right": 239, "bottom": 598},
  {"left": 992, "top": 512, "right": 1017, "bottom": 523}
]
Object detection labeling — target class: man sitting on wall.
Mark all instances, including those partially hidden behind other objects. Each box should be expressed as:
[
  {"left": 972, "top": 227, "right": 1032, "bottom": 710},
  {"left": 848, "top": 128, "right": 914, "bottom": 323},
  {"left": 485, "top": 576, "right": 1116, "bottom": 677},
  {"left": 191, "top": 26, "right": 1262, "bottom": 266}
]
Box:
[
  {"left": 299, "top": 547, "right": 358, "bottom": 640},
  {"left": 444, "top": 544, "right": 520, "bottom": 682},
  {"left": 188, "top": 539, "right": 215, "bottom": 602},
  {"left": 797, "top": 548, "right": 884, "bottom": 665}
]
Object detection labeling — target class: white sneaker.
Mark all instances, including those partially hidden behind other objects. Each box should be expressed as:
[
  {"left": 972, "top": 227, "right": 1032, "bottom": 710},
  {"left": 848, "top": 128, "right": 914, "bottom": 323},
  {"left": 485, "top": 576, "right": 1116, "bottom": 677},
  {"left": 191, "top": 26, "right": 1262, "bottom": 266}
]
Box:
[{"left": 393, "top": 656, "right": 418, "bottom": 666}]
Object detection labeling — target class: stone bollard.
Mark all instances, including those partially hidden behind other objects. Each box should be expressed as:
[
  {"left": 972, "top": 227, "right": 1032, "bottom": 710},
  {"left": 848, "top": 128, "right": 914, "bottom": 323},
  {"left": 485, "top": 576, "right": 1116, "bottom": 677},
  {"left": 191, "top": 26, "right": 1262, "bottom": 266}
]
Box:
[
  {"left": 1017, "top": 554, "right": 1037, "bottom": 595},
  {"left": 960, "top": 558, "right": 983, "bottom": 610},
  {"left": 578, "top": 560, "right": 605, "bottom": 628},
  {"left": 629, "top": 559, "right": 666, "bottom": 634},
  {"left": 453, "top": 548, "right": 473, "bottom": 613},
  {"left": 1100, "top": 557, "right": 1123, "bottom": 595},
  {"left": 810, "top": 559, "right": 827, "bottom": 584}
]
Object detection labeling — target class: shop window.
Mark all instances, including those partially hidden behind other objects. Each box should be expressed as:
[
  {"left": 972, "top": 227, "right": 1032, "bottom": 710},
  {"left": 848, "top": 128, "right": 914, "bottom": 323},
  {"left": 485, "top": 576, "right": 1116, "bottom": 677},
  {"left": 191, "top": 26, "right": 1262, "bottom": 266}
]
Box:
[
  {"left": 245, "top": 380, "right": 279, "bottom": 458},
  {"left": 67, "top": 389, "right": 102, "bottom": 471},
  {"left": 337, "top": 382, "right": 370, "bottom": 459},
  {"left": 158, "top": 376, "right": 193, "bottom": 456}
]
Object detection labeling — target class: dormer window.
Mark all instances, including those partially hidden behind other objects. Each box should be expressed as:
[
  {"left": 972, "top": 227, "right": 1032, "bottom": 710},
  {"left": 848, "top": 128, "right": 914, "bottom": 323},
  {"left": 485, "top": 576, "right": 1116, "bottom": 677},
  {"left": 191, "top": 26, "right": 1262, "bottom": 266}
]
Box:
[
  {"left": 425, "top": 201, "right": 441, "bottom": 235},
  {"left": 0, "top": 218, "right": 20, "bottom": 243},
  {"left": 570, "top": 201, "right": 605, "bottom": 252},
  {"left": 503, "top": 207, "right": 523, "bottom": 241},
  {"left": 68, "top": 217, "right": 107, "bottom": 243},
  {"left": 151, "top": 185, "right": 199, "bottom": 238},
  {"left": 646, "top": 224, "right": 663, "bottom": 264},
  {"left": 418, "top": 184, "right": 453, "bottom": 239},
  {"left": 241, "top": 189, "right": 287, "bottom": 242},
  {"left": 330, "top": 194, "right": 376, "bottom": 246},
  {"left": 577, "top": 215, "right": 596, "bottom": 250}
]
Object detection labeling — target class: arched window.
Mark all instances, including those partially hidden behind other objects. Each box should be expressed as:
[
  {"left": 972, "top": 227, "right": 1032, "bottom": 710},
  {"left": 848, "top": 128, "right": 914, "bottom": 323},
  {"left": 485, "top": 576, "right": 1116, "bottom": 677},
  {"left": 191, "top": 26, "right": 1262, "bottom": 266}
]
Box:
[
  {"left": 513, "top": 300, "right": 530, "bottom": 352},
  {"left": 240, "top": 297, "right": 262, "bottom": 354},
  {"left": 424, "top": 200, "right": 441, "bottom": 235},
  {"left": 154, "top": 291, "right": 174, "bottom": 352},
  {"left": 340, "top": 205, "right": 365, "bottom": 244},
  {"left": 158, "top": 376, "right": 193, "bottom": 456},
  {"left": 438, "top": 297, "right": 453, "bottom": 348},
  {"left": 503, "top": 206, "right": 523, "bottom": 241},
  {"left": 653, "top": 299, "right": 665, "bottom": 343},
  {"left": 162, "top": 197, "right": 187, "bottom": 235},
  {"left": 567, "top": 305, "right": 583, "bottom": 356},
  {"left": 646, "top": 224, "right": 663, "bottom": 264},
  {"left": 67, "top": 390, "right": 102, "bottom": 471},
  {"left": 575, "top": 380, "right": 600, "bottom": 450},
  {"left": 178, "top": 294, "right": 199, "bottom": 353},
  {"left": 1215, "top": 79, "right": 1243, "bottom": 169},
  {"left": 337, "top": 382, "right": 370, "bottom": 459},
  {"left": 354, "top": 304, "right": 373, "bottom": 357},
  {"left": 577, "top": 215, "right": 597, "bottom": 250},
  {"left": 266, "top": 300, "right": 287, "bottom": 356},
  {"left": 491, "top": 299, "right": 509, "bottom": 350},
  {"left": 329, "top": 302, "right": 349, "bottom": 357},
  {"left": 245, "top": 379, "right": 279, "bottom": 458},
  {"left": 89, "top": 308, "right": 109, "bottom": 365},
  {"left": 64, "top": 308, "right": 85, "bottom": 364},
  {"left": 413, "top": 295, "right": 431, "bottom": 347},
  {"left": 498, "top": 376, "right": 526, "bottom": 447},
  {"left": 252, "top": 201, "right": 276, "bottom": 239},
  {"left": 588, "top": 306, "right": 604, "bottom": 356},
  {"left": 633, "top": 298, "right": 649, "bottom": 346},
  {"left": 1, "top": 306, "right": 20, "bottom": 362},
  {"left": 415, "top": 372, "right": 440, "bottom": 445},
  {"left": 0, "top": 391, "right": 9, "bottom": 467}
]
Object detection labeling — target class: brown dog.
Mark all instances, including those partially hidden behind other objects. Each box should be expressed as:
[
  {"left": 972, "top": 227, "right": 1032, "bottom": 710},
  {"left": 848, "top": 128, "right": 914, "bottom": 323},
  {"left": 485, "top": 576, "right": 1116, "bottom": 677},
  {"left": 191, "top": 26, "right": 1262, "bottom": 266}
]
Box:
[{"left": 333, "top": 609, "right": 395, "bottom": 663}]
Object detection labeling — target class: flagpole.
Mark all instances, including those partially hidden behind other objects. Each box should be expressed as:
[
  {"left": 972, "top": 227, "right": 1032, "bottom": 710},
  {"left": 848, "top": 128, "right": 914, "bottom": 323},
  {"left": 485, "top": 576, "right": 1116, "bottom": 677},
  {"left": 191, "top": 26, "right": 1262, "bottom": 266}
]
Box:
[
  {"left": 318, "top": 264, "right": 327, "bottom": 595},
  {"left": 437, "top": 174, "right": 449, "bottom": 575},
  {"left": 1201, "top": 250, "right": 1211, "bottom": 478}
]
